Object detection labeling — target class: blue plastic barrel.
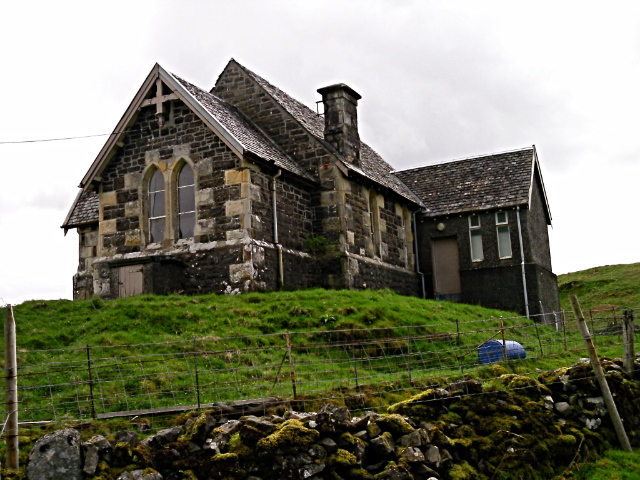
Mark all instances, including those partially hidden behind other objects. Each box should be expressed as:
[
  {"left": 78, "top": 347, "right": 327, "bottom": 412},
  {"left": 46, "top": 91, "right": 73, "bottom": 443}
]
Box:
[{"left": 478, "top": 339, "right": 526, "bottom": 364}]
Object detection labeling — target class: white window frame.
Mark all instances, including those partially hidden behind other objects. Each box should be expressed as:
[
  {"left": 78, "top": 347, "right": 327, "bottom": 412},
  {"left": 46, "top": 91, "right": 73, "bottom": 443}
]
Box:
[
  {"left": 495, "top": 211, "right": 512, "bottom": 259},
  {"left": 468, "top": 215, "right": 484, "bottom": 262}
]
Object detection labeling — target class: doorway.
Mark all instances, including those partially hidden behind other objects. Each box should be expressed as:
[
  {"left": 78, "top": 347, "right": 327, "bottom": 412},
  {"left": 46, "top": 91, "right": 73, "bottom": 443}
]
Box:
[
  {"left": 118, "top": 265, "right": 144, "bottom": 298},
  {"left": 432, "top": 237, "right": 461, "bottom": 302}
]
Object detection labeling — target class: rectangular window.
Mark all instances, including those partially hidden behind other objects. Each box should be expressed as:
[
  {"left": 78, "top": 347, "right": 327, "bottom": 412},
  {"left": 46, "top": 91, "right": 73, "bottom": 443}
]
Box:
[
  {"left": 468, "top": 215, "right": 484, "bottom": 262},
  {"left": 496, "top": 212, "right": 512, "bottom": 259}
]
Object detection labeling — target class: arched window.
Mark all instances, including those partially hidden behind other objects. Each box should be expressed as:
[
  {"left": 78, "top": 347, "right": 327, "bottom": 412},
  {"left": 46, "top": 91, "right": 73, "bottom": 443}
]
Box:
[
  {"left": 177, "top": 164, "right": 195, "bottom": 238},
  {"left": 149, "top": 169, "right": 166, "bottom": 243}
]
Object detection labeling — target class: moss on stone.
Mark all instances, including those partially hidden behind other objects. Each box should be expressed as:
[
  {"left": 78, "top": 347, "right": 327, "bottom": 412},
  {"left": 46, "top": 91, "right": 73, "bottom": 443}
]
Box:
[
  {"left": 257, "top": 419, "right": 319, "bottom": 455},
  {"left": 345, "top": 467, "right": 373, "bottom": 479},
  {"left": 212, "top": 452, "right": 239, "bottom": 463},
  {"left": 182, "top": 470, "right": 198, "bottom": 480},
  {"left": 227, "top": 432, "right": 253, "bottom": 459},
  {"left": 327, "top": 449, "right": 358, "bottom": 467},
  {"left": 448, "top": 460, "right": 480, "bottom": 479},
  {"left": 180, "top": 412, "right": 211, "bottom": 445},
  {"left": 374, "top": 414, "right": 414, "bottom": 436}
]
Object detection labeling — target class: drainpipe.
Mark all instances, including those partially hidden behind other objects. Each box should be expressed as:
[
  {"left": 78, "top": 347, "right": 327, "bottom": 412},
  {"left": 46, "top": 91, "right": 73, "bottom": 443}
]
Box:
[
  {"left": 516, "top": 206, "right": 530, "bottom": 319},
  {"left": 272, "top": 169, "right": 284, "bottom": 288},
  {"left": 412, "top": 209, "right": 426, "bottom": 299}
]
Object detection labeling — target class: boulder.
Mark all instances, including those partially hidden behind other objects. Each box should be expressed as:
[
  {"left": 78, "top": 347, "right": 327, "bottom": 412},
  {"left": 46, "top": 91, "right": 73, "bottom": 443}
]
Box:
[
  {"left": 397, "top": 429, "right": 422, "bottom": 447},
  {"left": 115, "top": 430, "right": 140, "bottom": 448},
  {"left": 317, "top": 437, "right": 338, "bottom": 454},
  {"left": 370, "top": 432, "right": 394, "bottom": 456},
  {"left": 27, "top": 428, "right": 83, "bottom": 480},
  {"left": 401, "top": 447, "right": 425, "bottom": 463}
]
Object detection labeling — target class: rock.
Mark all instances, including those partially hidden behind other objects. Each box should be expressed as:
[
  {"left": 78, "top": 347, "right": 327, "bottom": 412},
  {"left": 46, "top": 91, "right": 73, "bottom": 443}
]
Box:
[
  {"left": 370, "top": 432, "right": 394, "bottom": 456},
  {"left": 117, "top": 470, "right": 163, "bottom": 480},
  {"left": 353, "top": 440, "right": 366, "bottom": 465},
  {"left": 425, "top": 445, "right": 440, "bottom": 464},
  {"left": 446, "top": 379, "right": 483, "bottom": 395},
  {"left": 112, "top": 442, "right": 134, "bottom": 467},
  {"left": 308, "top": 443, "right": 327, "bottom": 459},
  {"left": 584, "top": 417, "right": 602, "bottom": 430},
  {"left": 154, "top": 426, "right": 182, "bottom": 446},
  {"left": 411, "top": 462, "right": 440, "bottom": 479},
  {"left": 354, "top": 430, "right": 368, "bottom": 441},
  {"left": 209, "top": 420, "right": 241, "bottom": 453},
  {"left": 82, "top": 443, "right": 99, "bottom": 477},
  {"left": 115, "top": 430, "right": 140, "bottom": 448},
  {"left": 27, "top": 428, "right": 83, "bottom": 480},
  {"left": 401, "top": 447, "right": 425, "bottom": 462},
  {"left": 299, "top": 462, "right": 325, "bottom": 478},
  {"left": 316, "top": 404, "right": 351, "bottom": 434},
  {"left": 181, "top": 413, "right": 216, "bottom": 446},
  {"left": 398, "top": 429, "right": 422, "bottom": 447},
  {"left": 555, "top": 402, "right": 572, "bottom": 416},
  {"left": 367, "top": 422, "right": 382, "bottom": 438},
  {"left": 374, "top": 414, "right": 415, "bottom": 437},
  {"left": 438, "top": 448, "right": 453, "bottom": 467},
  {"left": 242, "top": 415, "right": 278, "bottom": 434},
  {"left": 317, "top": 437, "right": 338, "bottom": 454},
  {"left": 375, "top": 463, "right": 413, "bottom": 479}
]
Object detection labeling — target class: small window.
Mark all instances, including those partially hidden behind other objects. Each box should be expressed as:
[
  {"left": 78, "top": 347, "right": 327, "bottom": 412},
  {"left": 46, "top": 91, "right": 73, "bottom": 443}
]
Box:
[
  {"left": 368, "top": 190, "right": 379, "bottom": 256},
  {"left": 178, "top": 164, "right": 196, "bottom": 238},
  {"left": 469, "top": 215, "right": 483, "bottom": 262},
  {"left": 149, "top": 169, "right": 165, "bottom": 243},
  {"left": 496, "top": 212, "right": 512, "bottom": 259}
]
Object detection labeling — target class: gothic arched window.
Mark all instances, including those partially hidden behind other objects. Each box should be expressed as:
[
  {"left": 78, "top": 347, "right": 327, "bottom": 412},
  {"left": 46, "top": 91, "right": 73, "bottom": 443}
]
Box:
[
  {"left": 177, "top": 164, "right": 195, "bottom": 238},
  {"left": 149, "top": 169, "right": 166, "bottom": 243}
]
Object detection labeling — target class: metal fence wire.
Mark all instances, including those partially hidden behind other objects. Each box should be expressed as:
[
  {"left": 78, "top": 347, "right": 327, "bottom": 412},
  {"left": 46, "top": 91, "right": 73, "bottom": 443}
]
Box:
[{"left": 6, "top": 307, "right": 638, "bottom": 423}]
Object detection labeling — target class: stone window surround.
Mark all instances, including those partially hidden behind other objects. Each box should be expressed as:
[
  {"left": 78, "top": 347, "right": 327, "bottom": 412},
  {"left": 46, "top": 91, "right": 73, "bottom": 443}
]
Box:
[{"left": 140, "top": 155, "right": 198, "bottom": 247}]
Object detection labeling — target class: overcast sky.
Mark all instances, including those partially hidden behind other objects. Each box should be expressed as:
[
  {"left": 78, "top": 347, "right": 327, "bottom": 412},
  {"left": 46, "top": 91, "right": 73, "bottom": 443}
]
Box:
[{"left": 2, "top": 1, "right": 639, "bottom": 305}]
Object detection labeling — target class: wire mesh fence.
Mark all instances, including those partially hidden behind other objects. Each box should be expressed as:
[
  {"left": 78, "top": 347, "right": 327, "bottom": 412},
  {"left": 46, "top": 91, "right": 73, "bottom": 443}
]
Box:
[{"left": 6, "top": 306, "right": 638, "bottom": 423}]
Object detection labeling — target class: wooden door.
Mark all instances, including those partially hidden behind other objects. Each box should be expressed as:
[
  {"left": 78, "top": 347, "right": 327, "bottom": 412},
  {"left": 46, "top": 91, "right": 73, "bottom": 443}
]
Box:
[
  {"left": 432, "top": 237, "right": 461, "bottom": 302},
  {"left": 118, "top": 265, "right": 144, "bottom": 298}
]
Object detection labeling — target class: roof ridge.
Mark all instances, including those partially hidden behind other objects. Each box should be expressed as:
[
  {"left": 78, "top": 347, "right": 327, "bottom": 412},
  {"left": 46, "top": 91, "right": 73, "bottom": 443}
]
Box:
[
  {"left": 392, "top": 146, "right": 535, "bottom": 174},
  {"left": 174, "top": 72, "right": 310, "bottom": 179}
]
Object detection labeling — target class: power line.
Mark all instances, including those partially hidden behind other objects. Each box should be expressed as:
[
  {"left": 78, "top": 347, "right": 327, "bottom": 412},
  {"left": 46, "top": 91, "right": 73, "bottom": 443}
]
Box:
[{"left": 0, "top": 133, "right": 118, "bottom": 145}]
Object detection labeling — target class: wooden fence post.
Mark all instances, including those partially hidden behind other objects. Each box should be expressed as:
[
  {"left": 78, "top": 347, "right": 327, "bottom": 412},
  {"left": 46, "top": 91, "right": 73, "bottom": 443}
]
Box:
[
  {"left": 562, "top": 310, "right": 568, "bottom": 351},
  {"left": 86, "top": 345, "right": 96, "bottom": 420},
  {"left": 5, "top": 306, "right": 19, "bottom": 470},
  {"left": 570, "top": 295, "right": 632, "bottom": 452},
  {"left": 623, "top": 310, "right": 635, "bottom": 378},
  {"left": 286, "top": 331, "right": 297, "bottom": 399}
]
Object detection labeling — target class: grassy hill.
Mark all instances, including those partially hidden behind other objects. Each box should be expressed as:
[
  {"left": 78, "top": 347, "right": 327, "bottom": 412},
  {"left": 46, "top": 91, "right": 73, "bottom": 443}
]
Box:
[
  {"left": 558, "top": 262, "right": 640, "bottom": 312},
  {"left": 13, "top": 289, "right": 514, "bottom": 351}
]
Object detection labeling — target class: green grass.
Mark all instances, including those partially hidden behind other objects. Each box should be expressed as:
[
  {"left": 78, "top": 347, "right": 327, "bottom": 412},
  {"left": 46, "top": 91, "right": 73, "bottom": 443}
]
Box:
[
  {"left": 559, "top": 262, "right": 640, "bottom": 312},
  {"left": 577, "top": 449, "right": 640, "bottom": 479},
  {"left": 6, "top": 288, "right": 630, "bottom": 424}
]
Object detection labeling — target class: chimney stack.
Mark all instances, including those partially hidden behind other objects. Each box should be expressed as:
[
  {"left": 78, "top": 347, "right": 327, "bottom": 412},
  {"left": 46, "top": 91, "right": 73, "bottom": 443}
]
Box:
[{"left": 317, "top": 84, "right": 362, "bottom": 166}]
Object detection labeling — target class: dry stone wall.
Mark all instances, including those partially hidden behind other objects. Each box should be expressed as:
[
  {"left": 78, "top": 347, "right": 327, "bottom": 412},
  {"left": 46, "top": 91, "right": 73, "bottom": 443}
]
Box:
[{"left": 24, "top": 355, "right": 640, "bottom": 480}]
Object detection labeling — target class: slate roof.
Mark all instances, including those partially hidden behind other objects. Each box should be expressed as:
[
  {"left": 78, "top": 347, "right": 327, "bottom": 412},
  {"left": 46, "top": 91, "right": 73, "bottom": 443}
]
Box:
[
  {"left": 64, "top": 189, "right": 99, "bottom": 227},
  {"left": 172, "top": 74, "right": 311, "bottom": 180},
  {"left": 234, "top": 61, "right": 423, "bottom": 206},
  {"left": 394, "top": 148, "right": 536, "bottom": 217}
]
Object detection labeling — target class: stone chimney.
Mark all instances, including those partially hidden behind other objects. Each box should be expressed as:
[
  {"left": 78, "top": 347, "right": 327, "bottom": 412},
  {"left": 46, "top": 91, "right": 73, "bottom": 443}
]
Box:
[{"left": 317, "top": 84, "right": 362, "bottom": 166}]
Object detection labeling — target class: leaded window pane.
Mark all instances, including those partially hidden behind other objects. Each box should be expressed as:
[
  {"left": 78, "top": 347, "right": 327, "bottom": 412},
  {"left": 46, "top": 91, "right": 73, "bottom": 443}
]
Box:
[
  {"left": 179, "top": 212, "right": 195, "bottom": 239},
  {"left": 179, "top": 186, "right": 195, "bottom": 213},
  {"left": 470, "top": 230, "right": 484, "bottom": 261},
  {"left": 149, "top": 169, "right": 164, "bottom": 193},
  {"left": 178, "top": 164, "right": 195, "bottom": 187},
  {"left": 469, "top": 215, "right": 480, "bottom": 228},
  {"left": 496, "top": 212, "right": 508, "bottom": 224},
  {"left": 497, "top": 225, "right": 512, "bottom": 258},
  {"left": 149, "top": 191, "right": 165, "bottom": 218},
  {"left": 150, "top": 217, "right": 165, "bottom": 243}
]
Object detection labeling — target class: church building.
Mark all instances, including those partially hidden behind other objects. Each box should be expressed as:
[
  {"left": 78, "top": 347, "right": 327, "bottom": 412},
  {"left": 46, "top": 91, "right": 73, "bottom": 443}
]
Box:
[{"left": 62, "top": 59, "right": 560, "bottom": 319}]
